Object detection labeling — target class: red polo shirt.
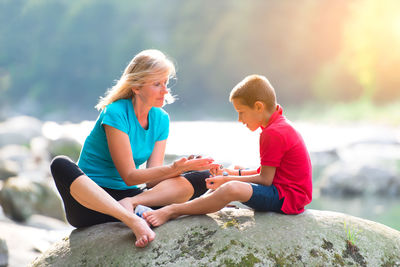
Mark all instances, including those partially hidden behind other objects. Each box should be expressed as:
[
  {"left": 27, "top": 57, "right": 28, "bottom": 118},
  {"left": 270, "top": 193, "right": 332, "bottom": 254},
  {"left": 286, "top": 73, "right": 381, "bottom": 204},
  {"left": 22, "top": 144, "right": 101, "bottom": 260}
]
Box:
[{"left": 259, "top": 105, "right": 312, "bottom": 214}]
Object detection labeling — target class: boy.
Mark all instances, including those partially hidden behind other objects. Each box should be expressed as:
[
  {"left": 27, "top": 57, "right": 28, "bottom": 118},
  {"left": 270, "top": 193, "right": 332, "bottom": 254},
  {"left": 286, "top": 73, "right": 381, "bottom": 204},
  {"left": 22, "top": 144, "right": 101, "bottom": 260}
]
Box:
[{"left": 143, "top": 75, "right": 312, "bottom": 226}]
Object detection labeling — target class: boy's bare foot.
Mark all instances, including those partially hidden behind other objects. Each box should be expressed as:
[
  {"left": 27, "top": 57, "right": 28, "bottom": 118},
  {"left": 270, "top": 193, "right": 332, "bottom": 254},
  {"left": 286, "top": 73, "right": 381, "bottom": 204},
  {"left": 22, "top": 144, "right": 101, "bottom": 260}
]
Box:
[
  {"left": 125, "top": 216, "right": 156, "bottom": 247},
  {"left": 142, "top": 206, "right": 177, "bottom": 227}
]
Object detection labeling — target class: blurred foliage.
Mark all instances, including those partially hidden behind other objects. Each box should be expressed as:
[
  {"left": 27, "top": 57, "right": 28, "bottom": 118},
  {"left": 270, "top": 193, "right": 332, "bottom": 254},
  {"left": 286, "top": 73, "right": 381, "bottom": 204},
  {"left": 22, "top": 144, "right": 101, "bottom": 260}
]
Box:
[
  {"left": 0, "top": 0, "right": 399, "bottom": 121},
  {"left": 286, "top": 100, "right": 400, "bottom": 125}
]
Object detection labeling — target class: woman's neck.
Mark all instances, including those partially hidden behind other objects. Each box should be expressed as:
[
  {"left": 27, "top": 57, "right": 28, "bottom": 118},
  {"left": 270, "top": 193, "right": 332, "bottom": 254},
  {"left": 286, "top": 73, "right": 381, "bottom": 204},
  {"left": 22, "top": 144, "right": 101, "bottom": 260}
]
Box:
[{"left": 132, "top": 98, "right": 151, "bottom": 129}]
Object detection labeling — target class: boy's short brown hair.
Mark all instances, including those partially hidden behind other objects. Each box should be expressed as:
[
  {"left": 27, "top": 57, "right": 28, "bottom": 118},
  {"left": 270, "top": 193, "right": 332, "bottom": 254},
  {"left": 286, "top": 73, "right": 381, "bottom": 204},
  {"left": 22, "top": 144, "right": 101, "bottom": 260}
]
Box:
[{"left": 229, "top": 75, "right": 276, "bottom": 111}]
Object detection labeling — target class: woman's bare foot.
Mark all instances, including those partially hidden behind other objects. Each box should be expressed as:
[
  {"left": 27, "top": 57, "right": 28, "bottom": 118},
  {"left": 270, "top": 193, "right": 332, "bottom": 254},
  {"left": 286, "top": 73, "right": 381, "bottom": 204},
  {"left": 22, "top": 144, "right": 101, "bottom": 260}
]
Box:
[
  {"left": 125, "top": 216, "right": 156, "bottom": 247},
  {"left": 142, "top": 206, "right": 178, "bottom": 227}
]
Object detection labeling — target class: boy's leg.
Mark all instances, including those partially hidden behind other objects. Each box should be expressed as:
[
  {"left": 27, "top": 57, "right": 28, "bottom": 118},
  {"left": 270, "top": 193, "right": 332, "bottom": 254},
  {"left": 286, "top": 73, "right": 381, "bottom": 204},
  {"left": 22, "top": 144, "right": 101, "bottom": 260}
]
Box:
[
  {"left": 241, "top": 184, "right": 284, "bottom": 213},
  {"left": 143, "top": 181, "right": 253, "bottom": 227},
  {"left": 50, "top": 156, "right": 155, "bottom": 248}
]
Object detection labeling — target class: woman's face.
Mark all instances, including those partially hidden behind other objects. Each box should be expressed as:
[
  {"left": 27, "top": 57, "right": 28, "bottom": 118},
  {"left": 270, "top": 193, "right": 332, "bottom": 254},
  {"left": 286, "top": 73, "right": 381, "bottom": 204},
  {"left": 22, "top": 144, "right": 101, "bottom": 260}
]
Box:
[{"left": 135, "top": 74, "right": 170, "bottom": 108}]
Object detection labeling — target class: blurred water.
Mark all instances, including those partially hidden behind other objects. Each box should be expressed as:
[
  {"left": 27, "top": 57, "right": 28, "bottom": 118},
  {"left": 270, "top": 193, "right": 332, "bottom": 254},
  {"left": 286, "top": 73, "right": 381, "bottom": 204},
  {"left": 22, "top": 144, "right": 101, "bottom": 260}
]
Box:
[{"left": 44, "top": 120, "right": 400, "bottom": 230}]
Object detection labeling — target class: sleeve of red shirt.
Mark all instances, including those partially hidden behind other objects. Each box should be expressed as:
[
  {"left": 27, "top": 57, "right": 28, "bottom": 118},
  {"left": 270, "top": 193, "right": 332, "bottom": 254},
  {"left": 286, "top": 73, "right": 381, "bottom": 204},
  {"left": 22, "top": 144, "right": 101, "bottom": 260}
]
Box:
[{"left": 260, "top": 129, "right": 285, "bottom": 167}]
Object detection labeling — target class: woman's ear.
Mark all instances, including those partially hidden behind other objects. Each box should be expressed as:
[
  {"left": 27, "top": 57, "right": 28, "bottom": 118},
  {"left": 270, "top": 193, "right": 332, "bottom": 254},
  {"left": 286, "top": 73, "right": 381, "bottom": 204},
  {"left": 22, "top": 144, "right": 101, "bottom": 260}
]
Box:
[{"left": 132, "top": 87, "right": 139, "bottom": 95}]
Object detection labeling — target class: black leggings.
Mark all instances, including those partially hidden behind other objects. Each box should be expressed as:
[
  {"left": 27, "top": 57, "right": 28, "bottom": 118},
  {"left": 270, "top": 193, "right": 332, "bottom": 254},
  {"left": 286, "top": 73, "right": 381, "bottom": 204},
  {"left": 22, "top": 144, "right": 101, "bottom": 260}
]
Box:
[{"left": 50, "top": 155, "right": 210, "bottom": 228}]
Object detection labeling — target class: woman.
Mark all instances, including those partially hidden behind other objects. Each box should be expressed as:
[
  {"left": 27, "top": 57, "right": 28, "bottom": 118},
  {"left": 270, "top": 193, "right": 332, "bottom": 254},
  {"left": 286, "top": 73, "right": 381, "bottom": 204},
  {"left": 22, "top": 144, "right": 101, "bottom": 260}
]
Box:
[{"left": 50, "top": 49, "right": 216, "bottom": 247}]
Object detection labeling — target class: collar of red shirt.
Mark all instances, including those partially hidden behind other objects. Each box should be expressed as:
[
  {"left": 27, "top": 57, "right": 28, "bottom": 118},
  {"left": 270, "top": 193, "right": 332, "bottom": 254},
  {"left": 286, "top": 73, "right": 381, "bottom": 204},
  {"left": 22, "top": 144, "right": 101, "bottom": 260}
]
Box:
[{"left": 261, "top": 104, "right": 283, "bottom": 130}]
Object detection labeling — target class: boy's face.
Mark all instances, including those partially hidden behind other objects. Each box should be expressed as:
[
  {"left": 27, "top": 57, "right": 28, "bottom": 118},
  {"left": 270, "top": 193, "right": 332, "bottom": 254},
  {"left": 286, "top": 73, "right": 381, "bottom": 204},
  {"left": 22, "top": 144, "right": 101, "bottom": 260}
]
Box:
[{"left": 232, "top": 98, "right": 264, "bottom": 131}]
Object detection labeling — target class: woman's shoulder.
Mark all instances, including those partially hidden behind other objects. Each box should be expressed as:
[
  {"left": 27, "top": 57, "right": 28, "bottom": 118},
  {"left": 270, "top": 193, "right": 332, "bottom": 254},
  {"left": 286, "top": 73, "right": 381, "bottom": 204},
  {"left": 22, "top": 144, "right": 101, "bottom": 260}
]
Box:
[
  {"left": 108, "top": 99, "right": 130, "bottom": 108},
  {"left": 103, "top": 99, "right": 131, "bottom": 113},
  {"left": 151, "top": 107, "right": 169, "bottom": 119}
]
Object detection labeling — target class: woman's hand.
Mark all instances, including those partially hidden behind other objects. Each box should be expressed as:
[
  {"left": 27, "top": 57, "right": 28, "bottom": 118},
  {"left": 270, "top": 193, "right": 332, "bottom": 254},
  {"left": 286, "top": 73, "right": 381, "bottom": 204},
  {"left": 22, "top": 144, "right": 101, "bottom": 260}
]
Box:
[
  {"left": 205, "top": 176, "right": 227, "bottom": 190},
  {"left": 173, "top": 156, "right": 217, "bottom": 173}
]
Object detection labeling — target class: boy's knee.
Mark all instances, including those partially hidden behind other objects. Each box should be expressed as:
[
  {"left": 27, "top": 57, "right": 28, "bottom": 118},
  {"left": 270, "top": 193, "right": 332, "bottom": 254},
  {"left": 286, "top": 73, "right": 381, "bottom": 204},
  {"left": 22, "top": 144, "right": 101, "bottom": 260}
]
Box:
[{"left": 219, "top": 181, "right": 247, "bottom": 200}]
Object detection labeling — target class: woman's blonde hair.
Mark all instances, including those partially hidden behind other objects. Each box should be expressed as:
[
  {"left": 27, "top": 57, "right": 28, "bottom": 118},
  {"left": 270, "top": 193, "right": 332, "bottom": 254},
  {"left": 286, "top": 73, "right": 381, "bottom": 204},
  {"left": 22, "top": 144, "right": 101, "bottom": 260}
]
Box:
[{"left": 95, "top": 49, "right": 176, "bottom": 110}]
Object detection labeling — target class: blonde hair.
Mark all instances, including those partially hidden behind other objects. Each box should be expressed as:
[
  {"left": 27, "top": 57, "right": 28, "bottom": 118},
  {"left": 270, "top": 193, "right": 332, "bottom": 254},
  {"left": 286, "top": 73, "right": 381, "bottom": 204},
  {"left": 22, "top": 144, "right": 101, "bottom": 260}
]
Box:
[
  {"left": 95, "top": 49, "right": 176, "bottom": 110},
  {"left": 229, "top": 75, "right": 277, "bottom": 111}
]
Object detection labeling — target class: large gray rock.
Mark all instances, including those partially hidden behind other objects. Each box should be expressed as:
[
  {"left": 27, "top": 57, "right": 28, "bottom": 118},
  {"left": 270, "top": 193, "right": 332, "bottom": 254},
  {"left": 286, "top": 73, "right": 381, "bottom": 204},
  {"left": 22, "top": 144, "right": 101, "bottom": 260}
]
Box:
[
  {"left": 30, "top": 209, "right": 400, "bottom": 266},
  {"left": 0, "top": 177, "right": 65, "bottom": 222},
  {"left": 319, "top": 161, "right": 400, "bottom": 197}
]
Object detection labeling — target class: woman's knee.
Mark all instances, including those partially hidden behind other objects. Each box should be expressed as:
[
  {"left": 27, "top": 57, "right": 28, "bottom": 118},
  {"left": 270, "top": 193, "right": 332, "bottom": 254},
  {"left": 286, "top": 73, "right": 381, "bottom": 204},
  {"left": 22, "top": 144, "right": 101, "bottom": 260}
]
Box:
[
  {"left": 170, "top": 176, "right": 195, "bottom": 198},
  {"left": 50, "top": 155, "right": 84, "bottom": 189},
  {"left": 50, "top": 155, "right": 72, "bottom": 177}
]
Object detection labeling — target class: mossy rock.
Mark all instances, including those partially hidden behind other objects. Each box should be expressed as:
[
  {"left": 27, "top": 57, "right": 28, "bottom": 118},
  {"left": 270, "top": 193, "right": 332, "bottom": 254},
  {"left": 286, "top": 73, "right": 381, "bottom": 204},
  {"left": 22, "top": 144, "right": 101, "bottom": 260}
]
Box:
[
  {"left": 30, "top": 209, "right": 400, "bottom": 266},
  {"left": 48, "top": 138, "right": 81, "bottom": 162}
]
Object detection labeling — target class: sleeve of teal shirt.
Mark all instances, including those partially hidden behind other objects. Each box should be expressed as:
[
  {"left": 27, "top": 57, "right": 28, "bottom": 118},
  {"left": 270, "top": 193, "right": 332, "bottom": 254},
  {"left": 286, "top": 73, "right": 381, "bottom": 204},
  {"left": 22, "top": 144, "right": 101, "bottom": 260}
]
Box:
[
  {"left": 157, "top": 110, "right": 170, "bottom": 141},
  {"left": 101, "top": 101, "right": 129, "bottom": 134}
]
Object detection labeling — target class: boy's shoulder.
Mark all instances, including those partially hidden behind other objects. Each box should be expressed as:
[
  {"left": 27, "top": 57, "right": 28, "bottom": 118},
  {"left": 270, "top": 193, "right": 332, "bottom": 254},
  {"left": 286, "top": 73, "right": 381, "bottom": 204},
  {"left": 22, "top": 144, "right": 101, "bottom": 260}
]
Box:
[
  {"left": 261, "top": 116, "right": 302, "bottom": 144},
  {"left": 262, "top": 115, "right": 293, "bottom": 134}
]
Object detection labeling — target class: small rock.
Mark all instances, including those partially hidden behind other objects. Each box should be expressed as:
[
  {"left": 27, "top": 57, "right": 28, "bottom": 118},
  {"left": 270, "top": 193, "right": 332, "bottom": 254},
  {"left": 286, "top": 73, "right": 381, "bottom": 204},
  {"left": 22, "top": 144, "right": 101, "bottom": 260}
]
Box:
[
  {"left": 0, "top": 238, "right": 8, "bottom": 267},
  {"left": 0, "top": 160, "right": 19, "bottom": 181}
]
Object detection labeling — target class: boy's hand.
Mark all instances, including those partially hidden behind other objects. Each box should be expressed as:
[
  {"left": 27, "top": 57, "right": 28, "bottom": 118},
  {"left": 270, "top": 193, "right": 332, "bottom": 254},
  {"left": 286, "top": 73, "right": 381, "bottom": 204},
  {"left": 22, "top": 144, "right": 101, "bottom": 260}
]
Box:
[
  {"left": 210, "top": 166, "right": 238, "bottom": 177},
  {"left": 206, "top": 176, "right": 227, "bottom": 190},
  {"left": 209, "top": 165, "right": 223, "bottom": 176}
]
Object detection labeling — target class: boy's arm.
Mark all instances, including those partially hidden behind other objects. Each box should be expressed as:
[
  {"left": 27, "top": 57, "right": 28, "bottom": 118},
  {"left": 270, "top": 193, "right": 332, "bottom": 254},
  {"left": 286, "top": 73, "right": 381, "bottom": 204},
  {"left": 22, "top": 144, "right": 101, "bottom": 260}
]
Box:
[
  {"left": 240, "top": 169, "right": 259, "bottom": 176},
  {"left": 206, "top": 165, "right": 276, "bottom": 189},
  {"left": 212, "top": 168, "right": 258, "bottom": 176}
]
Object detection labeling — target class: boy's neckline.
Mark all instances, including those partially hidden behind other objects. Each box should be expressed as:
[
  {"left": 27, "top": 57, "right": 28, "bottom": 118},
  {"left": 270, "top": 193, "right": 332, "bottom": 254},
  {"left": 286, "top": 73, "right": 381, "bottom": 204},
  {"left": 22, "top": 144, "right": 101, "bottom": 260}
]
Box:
[{"left": 261, "top": 105, "right": 282, "bottom": 129}]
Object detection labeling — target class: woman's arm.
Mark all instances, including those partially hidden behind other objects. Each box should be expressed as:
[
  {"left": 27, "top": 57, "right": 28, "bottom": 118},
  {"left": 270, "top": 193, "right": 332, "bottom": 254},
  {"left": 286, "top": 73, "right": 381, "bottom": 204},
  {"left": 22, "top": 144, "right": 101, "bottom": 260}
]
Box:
[
  {"left": 104, "top": 125, "right": 215, "bottom": 186},
  {"left": 145, "top": 140, "right": 170, "bottom": 188},
  {"left": 206, "top": 165, "right": 276, "bottom": 189},
  {"left": 146, "top": 140, "right": 167, "bottom": 168}
]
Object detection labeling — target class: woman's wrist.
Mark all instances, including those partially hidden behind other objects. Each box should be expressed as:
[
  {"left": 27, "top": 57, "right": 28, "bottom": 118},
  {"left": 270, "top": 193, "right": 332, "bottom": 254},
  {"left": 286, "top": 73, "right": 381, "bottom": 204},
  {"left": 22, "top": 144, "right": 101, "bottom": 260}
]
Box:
[
  {"left": 171, "top": 161, "right": 180, "bottom": 174},
  {"left": 171, "top": 160, "right": 186, "bottom": 174}
]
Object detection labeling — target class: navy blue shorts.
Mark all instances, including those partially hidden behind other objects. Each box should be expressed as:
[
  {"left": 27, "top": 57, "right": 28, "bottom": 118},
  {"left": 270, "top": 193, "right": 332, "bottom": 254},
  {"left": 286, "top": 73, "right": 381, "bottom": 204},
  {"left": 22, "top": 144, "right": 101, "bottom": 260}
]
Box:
[{"left": 242, "top": 183, "right": 284, "bottom": 213}]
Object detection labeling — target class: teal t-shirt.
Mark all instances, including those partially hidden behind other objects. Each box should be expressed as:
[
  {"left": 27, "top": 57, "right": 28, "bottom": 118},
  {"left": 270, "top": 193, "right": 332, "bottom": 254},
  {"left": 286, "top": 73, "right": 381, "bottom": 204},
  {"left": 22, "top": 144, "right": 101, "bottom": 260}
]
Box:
[{"left": 77, "top": 99, "right": 170, "bottom": 190}]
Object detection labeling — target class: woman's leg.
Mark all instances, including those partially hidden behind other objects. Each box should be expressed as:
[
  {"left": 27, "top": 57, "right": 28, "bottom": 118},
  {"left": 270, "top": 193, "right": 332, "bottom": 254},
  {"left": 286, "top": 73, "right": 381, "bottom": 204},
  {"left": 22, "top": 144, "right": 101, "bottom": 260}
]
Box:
[
  {"left": 50, "top": 156, "right": 155, "bottom": 247},
  {"left": 119, "top": 170, "right": 210, "bottom": 210},
  {"left": 122, "top": 176, "right": 194, "bottom": 208},
  {"left": 143, "top": 181, "right": 253, "bottom": 227},
  {"left": 70, "top": 175, "right": 155, "bottom": 247}
]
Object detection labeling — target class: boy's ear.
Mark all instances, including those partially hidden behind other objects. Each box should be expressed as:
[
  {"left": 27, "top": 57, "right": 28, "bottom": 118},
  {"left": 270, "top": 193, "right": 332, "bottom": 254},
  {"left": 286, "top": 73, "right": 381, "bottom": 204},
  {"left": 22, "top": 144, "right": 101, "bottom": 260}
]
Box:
[{"left": 254, "top": 101, "right": 265, "bottom": 112}]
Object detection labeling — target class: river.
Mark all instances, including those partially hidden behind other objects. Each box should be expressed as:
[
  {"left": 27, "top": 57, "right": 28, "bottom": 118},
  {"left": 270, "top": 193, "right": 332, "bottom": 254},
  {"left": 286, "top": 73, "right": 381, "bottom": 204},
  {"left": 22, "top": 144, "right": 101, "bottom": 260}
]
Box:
[{"left": 43, "top": 120, "right": 400, "bottom": 230}]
